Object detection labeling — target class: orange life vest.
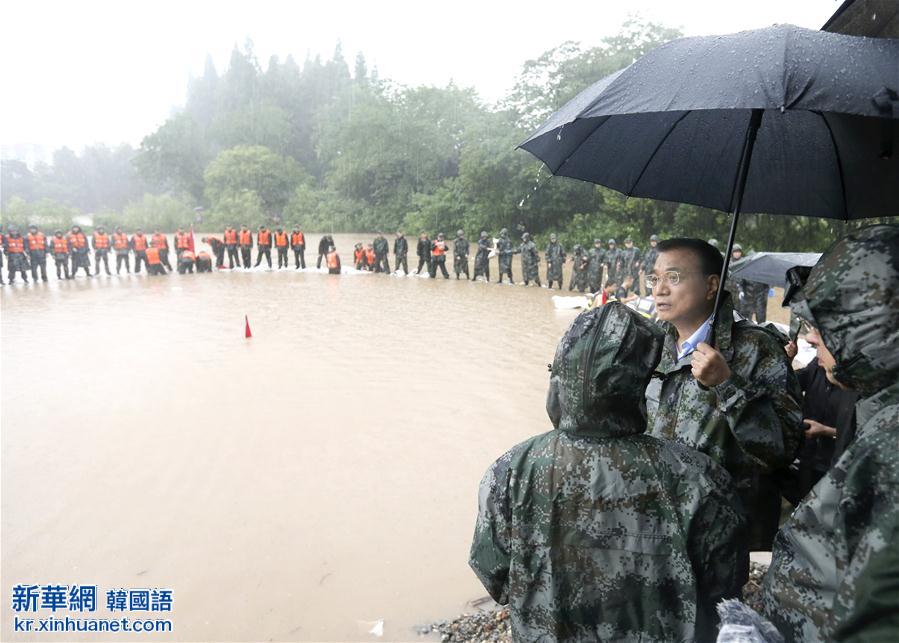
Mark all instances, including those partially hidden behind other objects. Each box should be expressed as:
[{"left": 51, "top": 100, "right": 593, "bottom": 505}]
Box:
[
  {"left": 146, "top": 247, "right": 161, "bottom": 264},
  {"left": 175, "top": 232, "right": 191, "bottom": 250},
  {"left": 291, "top": 231, "right": 305, "bottom": 246},
  {"left": 274, "top": 231, "right": 288, "bottom": 247},
  {"left": 113, "top": 232, "right": 129, "bottom": 250},
  {"left": 68, "top": 232, "right": 87, "bottom": 250},
  {"left": 431, "top": 241, "right": 447, "bottom": 257},
  {"left": 27, "top": 232, "right": 47, "bottom": 251},
  {"left": 354, "top": 249, "right": 364, "bottom": 263},
  {"left": 93, "top": 233, "right": 110, "bottom": 249},
  {"left": 151, "top": 233, "right": 168, "bottom": 249},
  {"left": 326, "top": 251, "right": 340, "bottom": 269},
  {"left": 181, "top": 251, "right": 196, "bottom": 262},
  {"left": 132, "top": 235, "right": 148, "bottom": 251},
  {"left": 239, "top": 230, "right": 252, "bottom": 246},
  {"left": 6, "top": 236, "right": 25, "bottom": 254},
  {"left": 52, "top": 237, "right": 69, "bottom": 254},
  {"left": 258, "top": 229, "right": 271, "bottom": 246},
  {"left": 224, "top": 229, "right": 237, "bottom": 244},
  {"left": 365, "top": 248, "right": 376, "bottom": 264},
  {"left": 196, "top": 251, "right": 210, "bottom": 260}
]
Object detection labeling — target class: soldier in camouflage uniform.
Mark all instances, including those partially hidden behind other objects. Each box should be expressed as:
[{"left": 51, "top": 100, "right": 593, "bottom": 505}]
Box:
[
  {"left": 586, "top": 239, "right": 605, "bottom": 292},
  {"left": 372, "top": 232, "right": 390, "bottom": 273},
  {"left": 496, "top": 228, "right": 514, "bottom": 284},
  {"left": 643, "top": 234, "right": 660, "bottom": 294},
  {"left": 470, "top": 303, "right": 748, "bottom": 642},
  {"left": 761, "top": 225, "right": 899, "bottom": 642},
  {"left": 472, "top": 231, "right": 492, "bottom": 282},
  {"left": 452, "top": 229, "right": 469, "bottom": 280},
  {"left": 603, "top": 238, "right": 622, "bottom": 285},
  {"left": 619, "top": 236, "right": 642, "bottom": 294},
  {"left": 518, "top": 232, "right": 541, "bottom": 287},
  {"left": 545, "top": 233, "right": 565, "bottom": 289},
  {"left": 568, "top": 244, "right": 589, "bottom": 292},
  {"left": 645, "top": 238, "right": 803, "bottom": 552}
]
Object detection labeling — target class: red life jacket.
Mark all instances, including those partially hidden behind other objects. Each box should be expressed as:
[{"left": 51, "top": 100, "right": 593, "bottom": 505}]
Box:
[
  {"left": 239, "top": 230, "right": 252, "bottom": 246},
  {"left": 365, "top": 248, "right": 376, "bottom": 264},
  {"left": 291, "top": 231, "right": 305, "bottom": 246},
  {"left": 175, "top": 232, "right": 191, "bottom": 250},
  {"left": 257, "top": 229, "right": 272, "bottom": 246},
  {"left": 52, "top": 237, "right": 69, "bottom": 254},
  {"left": 181, "top": 251, "right": 196, "bottom": 262},
  {"left": 354, "top": 249, "right": 364, "bottom": 263},
  {"left": 6, "top": 236, "right": 25, "bottom": 253},
  {"left": 274, "top": 232, "right": 288, "bottom": 247},
  {"left": 146, "top": 247, "right": 161, "bottom": 264},
  {"left": 27, "top": 232, "right": 47, "bottom": 251},
  {"left": 151, "top": 233, "right": 168, "bottom": 249},
  {"left": 431, "top": 241, "right": 447, "bottom": 257},
  {"left": 326, "top": 251, "right": 340, "bottom": 269},
  {"left": 113, "top": 233, "right": 129, "bottom": 250},
  {"left": 68, "top": 232, "right": 88, "bottom": 249},
  {"left": 93, "top": 233, "right": 110, "bottom": 249},
  {"left": 224, "top": 229, "right": 237, "bottom": 244},
  {"left": 132, "top": 235, "right": 148, "bottom": 251}
]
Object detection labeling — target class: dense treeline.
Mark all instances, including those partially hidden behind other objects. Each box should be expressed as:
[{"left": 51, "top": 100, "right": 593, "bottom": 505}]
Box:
[{"left": 1, "top": 21, "right": 890, "bottom": 251}]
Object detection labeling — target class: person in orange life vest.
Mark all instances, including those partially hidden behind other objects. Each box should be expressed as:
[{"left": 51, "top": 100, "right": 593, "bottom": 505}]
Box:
[
  {"left": 326, "top": 245, "right": 341, "bottom": 274},
  {"left": 92, "top": 226, "right": 112, "bottom": 275},
  {"left": 274, "top": 227, "right": 290, "bottom": 269},
  {"left": 174, "top": 226, "right": 191, "bottom": 259},
  {"left": 429, "top": 232, "right": 450, "bottom": 279},
  {"left": 290, "top": 226, "right": 306, "bottom": 269},
  {"left": 131, "top": 228, "right": 149, "bottom": 273},
  {"left": 364, "top": 243, "right": 377, "bottom": 271},
  {"left": 201, "top": 236, "right": 225, "bottom": 268},
  {"left": 238, "top": 225, "right": 253, "bottom": 268},
  {"left": 146, "top": 246, "right": 167, "bottom": 275},
  {"left": 353, "top": 243, "right": 366, "bottom": 270},
  {"left": 195, "top": 250, "right": 213, "bottom": 273},
  {"left": 26, "top": 224, "right": 49, "bottom": 282},
  {"left": 0, "top": 224, "right": 5, "bottom": 285},
  {"left": 223, "top": 226, "right": 240, "bottom": 268},
  {"left": 50, "top": 230, "right": 71, "bottom": 280},
  {"left": 177, "top": 249, "right": 196, "bottom": 274},
  {"left": 4, "top": 227, "right": 30, "bottom": 283},
  {"left": 151, "top": 229, "right": 173, "bottom": 270},
  {"left": 68, "top": 225, "right": 92, "bottom": 277},
  {"left": 112, "top": 226, "right": 131, "bottom": 274},
  {"left": 254, "top": 225, "right": 273, "bottom": 268}
]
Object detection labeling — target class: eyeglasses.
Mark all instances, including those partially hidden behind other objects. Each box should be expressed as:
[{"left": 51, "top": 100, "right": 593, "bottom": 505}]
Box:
[{"left": 645, "top": 270, "right": 700, "bottom": 289}]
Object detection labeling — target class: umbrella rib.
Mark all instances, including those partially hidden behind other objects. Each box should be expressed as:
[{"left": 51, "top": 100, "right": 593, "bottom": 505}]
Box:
[
  {"left": 555, "top": 115, "right": 612, "bottom": 174},
  {"left": 816, "top": 111, "right": 850, "bottom": 222},
  {"left": 628, "top": 111, "right": 691, "bottom": 195}
]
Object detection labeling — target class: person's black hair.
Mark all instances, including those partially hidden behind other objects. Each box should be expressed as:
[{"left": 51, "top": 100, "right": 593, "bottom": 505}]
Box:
[{"left": 656, "top": 238, "right": 724, "bottom": 277}]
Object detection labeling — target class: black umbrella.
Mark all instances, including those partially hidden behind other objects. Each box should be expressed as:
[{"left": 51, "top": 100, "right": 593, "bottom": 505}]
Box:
[
  {"left": 519, "top": 24, "right": 899, "bottom": 328},
  {"left": 729, "top": 251, "right": 821, "bottom": 288}
]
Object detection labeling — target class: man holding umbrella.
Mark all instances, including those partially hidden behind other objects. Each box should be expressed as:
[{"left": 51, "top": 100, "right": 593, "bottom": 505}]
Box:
[{"left": 645, "top": 238, "right": 802, "bottom": 551}]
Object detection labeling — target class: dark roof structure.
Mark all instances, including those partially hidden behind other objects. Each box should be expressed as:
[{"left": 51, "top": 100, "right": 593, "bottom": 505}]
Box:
[{"left": 822, "top": 0, "right": 899, "bottom": 37}]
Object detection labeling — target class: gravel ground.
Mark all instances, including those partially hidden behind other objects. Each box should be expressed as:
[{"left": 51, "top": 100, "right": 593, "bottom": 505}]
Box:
[{"left": 424, "top": 562, "right": 771, "bottom": 642}]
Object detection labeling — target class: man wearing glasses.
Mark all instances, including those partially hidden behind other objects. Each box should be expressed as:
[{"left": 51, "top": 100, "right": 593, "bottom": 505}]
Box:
[{"left": 645, "top": 238, "right": 803, "bottom": 553}]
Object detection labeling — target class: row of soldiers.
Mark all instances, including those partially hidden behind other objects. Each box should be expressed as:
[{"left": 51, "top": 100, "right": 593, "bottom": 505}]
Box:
[{"left": 346, "top": 229, "right": 659, "bottom": 290}]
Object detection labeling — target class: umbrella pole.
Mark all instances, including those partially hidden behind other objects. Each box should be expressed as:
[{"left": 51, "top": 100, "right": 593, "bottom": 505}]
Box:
[{"left": 711, "top": 109, "right": 763, "bottom": 342}]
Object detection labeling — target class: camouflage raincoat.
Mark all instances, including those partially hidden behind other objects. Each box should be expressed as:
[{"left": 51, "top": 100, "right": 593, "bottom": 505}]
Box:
[
  {"left": 646, "top": 293, "right": 803, "bottom": 551},
  {"left": 761, "top": 225, "right": 899, "bottom": 642},
  {"left": 470, "top": 303, "right": 748, "bottom": 641}
]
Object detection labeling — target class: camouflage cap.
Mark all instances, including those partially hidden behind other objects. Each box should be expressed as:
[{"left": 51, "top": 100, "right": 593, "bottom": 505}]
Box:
[
  {"left": 546, "top": 302, "right": 664, "bottom": 437},
  {"left": 787, "top": 224, "right": 899, "bottom": 395},
  {"left": 650, "top": 234, "right": 659, "bottom": 241}
]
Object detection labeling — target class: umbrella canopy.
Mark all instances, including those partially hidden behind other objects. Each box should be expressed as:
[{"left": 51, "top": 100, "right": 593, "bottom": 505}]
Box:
[
  {"left": 520, "top": 24, "right": 899, "bottom": 221},
  {"left": 728, "top": 251, "right": 822, "bottom": 287}
]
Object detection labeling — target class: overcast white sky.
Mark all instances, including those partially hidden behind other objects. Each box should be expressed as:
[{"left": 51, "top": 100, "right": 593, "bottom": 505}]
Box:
[{"left": 1, "top": 0, "right": 841, "bottom": 152}]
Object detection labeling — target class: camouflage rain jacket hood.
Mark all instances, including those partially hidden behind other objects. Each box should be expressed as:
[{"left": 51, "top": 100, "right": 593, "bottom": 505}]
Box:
[
  {"left": 762, "top": 225, "right": 899, "bottom": 641},
  {"left": 470, "top": 303, "right": 748, "bottom": 642}
]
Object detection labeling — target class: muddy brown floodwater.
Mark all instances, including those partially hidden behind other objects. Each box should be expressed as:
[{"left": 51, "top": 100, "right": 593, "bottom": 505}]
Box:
[
  {"left": 1, "top": 233, "right": 582, "bottom": 642},
  {"left": 1, "top": 233, "right": 788, "bottom": 641}
]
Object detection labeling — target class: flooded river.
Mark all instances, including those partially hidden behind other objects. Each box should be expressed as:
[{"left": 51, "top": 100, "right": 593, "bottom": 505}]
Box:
[{"left": 1, "top": 233, "right": 582, "bottom": 641}]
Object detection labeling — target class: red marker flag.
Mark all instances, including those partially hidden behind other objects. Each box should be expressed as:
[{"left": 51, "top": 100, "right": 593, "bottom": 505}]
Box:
[
  {"left": 245, "top": 315, "right": 252, "bottom": 338},
  {"left": 188, "top": 224, "right": 196, "bottom": 254}
]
